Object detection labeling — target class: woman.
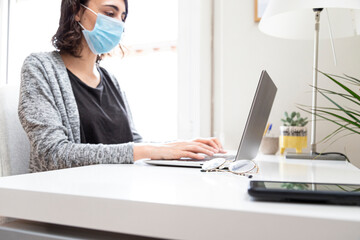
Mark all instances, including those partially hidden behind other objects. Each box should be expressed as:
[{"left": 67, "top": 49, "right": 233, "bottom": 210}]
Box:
[{"left": 19, "top": 0, "right": 225, "bottom": 173}]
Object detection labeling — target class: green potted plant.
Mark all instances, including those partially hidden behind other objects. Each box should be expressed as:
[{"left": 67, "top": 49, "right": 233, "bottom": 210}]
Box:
[
  {"left": 279, "top": 111, "right": 309, "bottom": 154},
  {"left": 299, "top": 72, "right": 360, "bottom": 144}
]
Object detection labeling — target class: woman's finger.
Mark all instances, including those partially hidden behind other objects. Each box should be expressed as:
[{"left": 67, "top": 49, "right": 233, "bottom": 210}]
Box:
[
  {"left": 180, "top": 151, "right": 206, "bottom": 160},
  {"left": 214, "top": 138, "right": 227, "bottom": 153},
  {"left": 195, "top": 137, "right": 227, "bottom": 153},
  {"left": 211, "top": 137, "right": 225, "bottom": 152},
  {"left": 193, "top": 138, "right": 219, "bottom": 150},
  {"left": 192, "top": 141, "right": 218, "bottom": 153},
  {"left": 166, "top": 141, "right": 217, "bottom": 153},
  {"left": 185, "top": 145, "right": 214, "bottom": 156}
]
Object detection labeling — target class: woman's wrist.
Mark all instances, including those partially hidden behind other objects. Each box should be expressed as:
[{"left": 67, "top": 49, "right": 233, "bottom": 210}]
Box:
[{"left": 133, "top": 143, "right": 154, "bottom": 161}]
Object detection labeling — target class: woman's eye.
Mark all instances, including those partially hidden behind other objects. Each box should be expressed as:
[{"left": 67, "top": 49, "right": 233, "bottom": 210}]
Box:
[{"left": 105, "top": 12, "right": 114, "bottom": 17}]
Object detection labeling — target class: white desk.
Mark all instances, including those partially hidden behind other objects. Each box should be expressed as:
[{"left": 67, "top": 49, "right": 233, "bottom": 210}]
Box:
[{"left": 0, "top": 155, "right": 359, "bottom": 240}]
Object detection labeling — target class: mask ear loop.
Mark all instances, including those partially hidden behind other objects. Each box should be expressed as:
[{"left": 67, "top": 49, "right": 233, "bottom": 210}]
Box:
[
  {"left": 78, "top": 4, "right": 98, "bottom": 31},
  {"left": 80, "top": 4, "right": 98, "bottom": 16},
  {"left": 78, "top": 21, "right": 85, "bottom": 30}
]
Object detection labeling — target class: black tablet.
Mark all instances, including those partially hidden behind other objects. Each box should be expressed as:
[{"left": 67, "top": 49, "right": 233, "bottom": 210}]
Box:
[{"left": 248, "top": 180, "right": 360, "bottom": 205}]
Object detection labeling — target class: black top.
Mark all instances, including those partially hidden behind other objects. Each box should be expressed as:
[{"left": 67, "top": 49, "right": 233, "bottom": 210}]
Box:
[{"left": 68, "top": 66, "right": 134, "bottom": 144}]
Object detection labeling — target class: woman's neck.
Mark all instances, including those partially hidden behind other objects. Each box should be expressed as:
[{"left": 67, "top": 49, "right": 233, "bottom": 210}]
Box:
[{"left": 60, "top": 45, "right": 101, "bottom": 88}]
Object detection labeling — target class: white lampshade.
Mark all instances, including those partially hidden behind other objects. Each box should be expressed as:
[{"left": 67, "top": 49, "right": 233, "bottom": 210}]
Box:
[{"left": 259, "top": 0, "right": 360, "bottom": 39}]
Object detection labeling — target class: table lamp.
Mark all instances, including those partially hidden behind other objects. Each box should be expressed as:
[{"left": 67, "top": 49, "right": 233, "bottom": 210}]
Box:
[{"left": 259, "top": 0, "right": 360, "bottom": 160}]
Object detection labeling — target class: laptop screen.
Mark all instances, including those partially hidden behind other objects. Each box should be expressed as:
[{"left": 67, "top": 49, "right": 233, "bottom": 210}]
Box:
[{"left": 235, "top": 70, "right": 277, "bottom": 160}]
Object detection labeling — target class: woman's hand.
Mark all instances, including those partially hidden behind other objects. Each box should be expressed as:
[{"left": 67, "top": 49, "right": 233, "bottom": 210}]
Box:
[
  {"left": 133, "top": 137, "right": 226, "bottom": 161},
  {"left": 191, "top": 137, "right": 227, "bottom": 154}
]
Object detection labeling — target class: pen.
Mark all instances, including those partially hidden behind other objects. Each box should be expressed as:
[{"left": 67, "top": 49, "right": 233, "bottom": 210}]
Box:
[
  {"left": 263, "top": 123, "right": 270, "bottom": 137},
  {"left": 268, "top": 124, "right": 272, "bottom": 135}
]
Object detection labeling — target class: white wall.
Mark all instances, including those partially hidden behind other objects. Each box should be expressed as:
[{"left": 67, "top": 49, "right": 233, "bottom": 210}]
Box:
[{"left": 213, "top": 0, "right": 360, "bottom": 167}]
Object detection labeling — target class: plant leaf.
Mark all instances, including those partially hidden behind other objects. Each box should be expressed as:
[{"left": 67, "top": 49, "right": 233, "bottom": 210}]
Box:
[
  {"left": 321, "top": 124, "right": 350, "bottom": 143},
  {"left": 325, "top": 73, "right": 360, "bottom": 85},
  {"left": 298, "top": 107, "right": 360, "bottom": 135},
  {"left": 315, "top": 106, "right": 360, "bottom": 118},
  {"left": 320, "top": 72, "right": 360, "bottom": 102},
  {"left": 317, "top": 90, "right": 360, "bottom": 124},
  {"left": 316, "top": 109, "right": 360, "bottom": 127},
  {"left": 344, "top": 74, "right": 360, "bottom": 84},
  {"left": 315, "top": 87, "right": 360, "bottom": 106}
]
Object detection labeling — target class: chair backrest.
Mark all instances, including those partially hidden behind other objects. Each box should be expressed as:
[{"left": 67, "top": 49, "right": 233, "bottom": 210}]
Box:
[{"left": 0, "top": 85, "right": 30, "bottom": 176}]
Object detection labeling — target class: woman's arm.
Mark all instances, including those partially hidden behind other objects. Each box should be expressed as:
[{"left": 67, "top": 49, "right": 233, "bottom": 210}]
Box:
[
  {"left": 133, "top": 138, "right": 226, "bottom": 161},
  {"left": 18, "top": 54, "right": 134, "bottom": 172}
]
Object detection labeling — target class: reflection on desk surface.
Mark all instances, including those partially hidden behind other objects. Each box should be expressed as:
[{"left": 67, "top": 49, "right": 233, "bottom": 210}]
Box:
[{"left": 255, "top": 155, "right": 359, "bottom": 184}]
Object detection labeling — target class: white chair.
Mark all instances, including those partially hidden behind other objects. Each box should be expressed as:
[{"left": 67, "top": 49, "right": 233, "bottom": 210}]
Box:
[
  {"left": 0, "top": 85, "right": 30, "bottom": 177},
  {"left": 0, "top": 85, "right": 30, "bottom": 224}
]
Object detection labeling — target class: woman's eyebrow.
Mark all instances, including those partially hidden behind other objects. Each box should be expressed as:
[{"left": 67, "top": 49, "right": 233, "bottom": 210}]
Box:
[{"left": 103, "top": 4, "right": 119, "bottom": 12}]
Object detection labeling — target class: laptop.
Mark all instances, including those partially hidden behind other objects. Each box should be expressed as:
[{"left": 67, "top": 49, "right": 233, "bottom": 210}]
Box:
[{"left": 145, "top": 70, "right": 277, "bottom": 167}]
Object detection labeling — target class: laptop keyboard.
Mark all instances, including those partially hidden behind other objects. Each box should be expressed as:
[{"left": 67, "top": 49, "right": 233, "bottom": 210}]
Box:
[{"left": 181, "top": 154, "right": 236, "bottom": 162}]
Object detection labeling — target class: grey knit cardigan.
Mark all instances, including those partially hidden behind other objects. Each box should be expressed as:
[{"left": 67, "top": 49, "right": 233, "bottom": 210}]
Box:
[{"left": 18, "top": 51, "right": 142, "bottom": 173}]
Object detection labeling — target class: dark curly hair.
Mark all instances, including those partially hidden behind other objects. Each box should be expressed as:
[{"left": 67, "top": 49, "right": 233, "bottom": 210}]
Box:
[{"left": 52, "top": 0, "right": 128, "bottom": 59}]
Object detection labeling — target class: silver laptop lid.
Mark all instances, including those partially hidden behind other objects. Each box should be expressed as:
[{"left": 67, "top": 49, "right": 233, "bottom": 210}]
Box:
[{"left": 235, "top": 70, "right": 277, "bottom": 160}]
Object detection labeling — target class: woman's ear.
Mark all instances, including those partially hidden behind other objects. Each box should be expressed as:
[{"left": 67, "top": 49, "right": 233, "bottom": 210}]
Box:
[{"left": 75, "top": 5, "right": 83, "bottom": 22}]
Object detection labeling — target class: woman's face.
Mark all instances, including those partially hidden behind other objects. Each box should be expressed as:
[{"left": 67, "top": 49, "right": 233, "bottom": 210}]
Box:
[{"left": 76, "top": 0, "right": 126, "bottom": 31}]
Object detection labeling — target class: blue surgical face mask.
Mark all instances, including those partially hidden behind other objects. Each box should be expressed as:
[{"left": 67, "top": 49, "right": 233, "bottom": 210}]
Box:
[{"left": 78, "top": 4, "right": 124, "bottom": 55}]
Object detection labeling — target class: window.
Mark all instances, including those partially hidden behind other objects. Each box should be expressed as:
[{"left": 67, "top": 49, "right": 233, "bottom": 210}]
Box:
[
  {"left": 102, "top": 0, "right": 178, "bottom": 141},
  {"left": 8, "top": 0, "right": 60, "bottom": 84},
  {"left": 0, "top": 0, "right": 10, "bottom": 86}
]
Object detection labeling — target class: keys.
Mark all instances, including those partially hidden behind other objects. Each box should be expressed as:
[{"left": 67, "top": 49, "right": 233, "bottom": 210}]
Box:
[
  {"left": 202, "top": 154, "right": 236, "bottom": 161},
  {"left": 181, "top": 154, "right": 236, "bottom": 162}
]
